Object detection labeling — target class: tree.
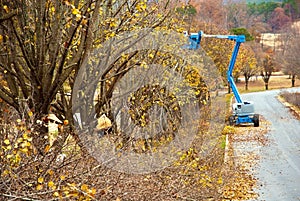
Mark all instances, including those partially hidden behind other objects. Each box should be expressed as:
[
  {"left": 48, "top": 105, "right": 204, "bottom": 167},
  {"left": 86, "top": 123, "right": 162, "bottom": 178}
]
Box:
[
  {"left": 268, "top": 7, "right": 292, "bottom": 31},
  {"left": 250, "top": 41, "right": 274, "bottom": 90},
  {"left": 194, "top": 24, "right": 234, "bottom": 92},
  {"left": 0, "top": 0, "right": 104, "bottom": 153},
  {"left": 247, "top": 2, "right": 280, "bottom": 23},
  {"left": 261, "top": 54, "right": 275, "bottom": 90},
  {"left": 176, "top": 4, "right": 197, "bottom": 32},
  {"left": 0, "top": 0, "right": 176, "bottom": 153},
  {"left": 236, "top": 44, "right": 259, "bottom": 90},
  {"left": 225, "top": 1, "right": 250, "bottom": 29},
  {"left": 276, "top": 26, "right": 300, "bottom": 87},
  {"left": 0, "top": 0, "right": 101, "bottom": 120},
  {"left": 283, "top": 0, "right": 300, "bottom": 20},
  {"left": 230, "top": 27, "right": 254, "bottom": 41},
  {"left": 193, "top": 0, "right": 225, "bottom": 30},
  {"left": 246, "top": 2, "right": 282, "bottom": 35},
  {"left": 176, "top": 4, "right": 197, "bottom": 17}
]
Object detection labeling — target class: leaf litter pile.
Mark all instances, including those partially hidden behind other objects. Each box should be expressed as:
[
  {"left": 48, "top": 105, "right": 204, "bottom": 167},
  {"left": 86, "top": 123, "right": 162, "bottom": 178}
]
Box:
[{"left": 222, "top": 117, "right": 270, "bottom": 201}]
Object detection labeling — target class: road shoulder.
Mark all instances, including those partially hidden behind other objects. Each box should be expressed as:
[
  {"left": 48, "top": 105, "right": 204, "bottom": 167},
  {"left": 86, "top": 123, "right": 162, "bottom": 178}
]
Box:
[{"left": 223, "top": 117, "right": 270, "bottom": 200}]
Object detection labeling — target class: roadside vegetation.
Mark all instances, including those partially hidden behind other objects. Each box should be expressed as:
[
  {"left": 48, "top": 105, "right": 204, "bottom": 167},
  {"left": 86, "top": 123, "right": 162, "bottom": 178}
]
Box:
[
  {"left": 279, "top": 92, "right": 300, "bottom": 119},
  {"left": 281, "top": 92, "right": 300, "bottom": 108}
]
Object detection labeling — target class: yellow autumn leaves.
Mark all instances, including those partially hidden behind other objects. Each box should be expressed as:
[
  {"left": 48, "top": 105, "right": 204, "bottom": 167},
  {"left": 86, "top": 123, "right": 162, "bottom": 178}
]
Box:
[
  {"left": 36, "top": 178, "right": 56, "bottom": 191},
  {"left": 71, "top": 7, "right": 82, "bottom": 21},
  {"left": 4, "top": 139, "right": 10, "bottom": 145},
  {"left": 3, "top": 5, "right": 9, "bottom": 13},
  {"left": 1, "top": 131, "right": 33, "bottom": 168},
  {"left": 46, "top": 0, "right": 85, "bottom": 22},
  {"left": 38, "top": 177, "right": 44, "bottom": 183},
  {"left": 35, "top": 173, "right": 96, "bottom": 199},
  {"left": 174, "top": 148, "right": 224, "bottom": 190},
  {"left": 136, "top": 1, "right": 147, "bottom": 12},
  {"left": 0, "top": 157, "right": 89, "bottom": 198}
]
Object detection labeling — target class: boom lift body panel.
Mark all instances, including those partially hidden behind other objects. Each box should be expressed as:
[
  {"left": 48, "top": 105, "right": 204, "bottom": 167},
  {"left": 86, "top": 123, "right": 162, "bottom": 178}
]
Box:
[{"left": 185, "top": 31, "right": 259, "bottom": 127}]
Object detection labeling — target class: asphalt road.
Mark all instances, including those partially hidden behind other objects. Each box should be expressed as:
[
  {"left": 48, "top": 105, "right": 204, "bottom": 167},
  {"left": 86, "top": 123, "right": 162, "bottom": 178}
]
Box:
[{"left": 241, "top": 87, "right": 300, "bottom": 201}]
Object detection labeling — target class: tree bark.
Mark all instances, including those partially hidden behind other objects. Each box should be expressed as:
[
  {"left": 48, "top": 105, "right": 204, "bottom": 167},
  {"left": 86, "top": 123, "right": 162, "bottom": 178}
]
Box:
[
  {"left": 292, "top": 74, "right": 296, "bottom": 87},
  {"left": 245, "top": 79, "right": 249, "bottom": 90},
  {"left": 0, "top": 9, "right": 18, "bottom": 23},
  {"left": 244, "top": 75, "right": 249, "bottom": 91}
]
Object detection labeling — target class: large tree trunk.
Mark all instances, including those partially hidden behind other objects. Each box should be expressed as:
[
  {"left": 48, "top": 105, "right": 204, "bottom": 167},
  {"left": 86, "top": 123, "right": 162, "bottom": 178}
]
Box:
[
  {"left": 265, "top": 82, "right": 269, "bottom": 90},
  {"left": 292, "top": 74, "right": 296, "bottom": 87},
  {"left": 245, "top": 77, "right": 249, "bottom": 91}
]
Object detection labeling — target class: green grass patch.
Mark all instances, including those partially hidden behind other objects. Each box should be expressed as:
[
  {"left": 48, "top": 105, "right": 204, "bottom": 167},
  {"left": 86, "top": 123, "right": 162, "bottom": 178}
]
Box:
[{"left": 220, "top": 135, "right": 227, "bottom": 149}]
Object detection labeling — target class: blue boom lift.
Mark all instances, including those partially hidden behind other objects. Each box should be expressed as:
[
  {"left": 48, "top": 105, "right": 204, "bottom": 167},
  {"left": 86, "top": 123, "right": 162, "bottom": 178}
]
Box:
[{"left": 184, "top": 31, "right": 259, "bottom": 127}]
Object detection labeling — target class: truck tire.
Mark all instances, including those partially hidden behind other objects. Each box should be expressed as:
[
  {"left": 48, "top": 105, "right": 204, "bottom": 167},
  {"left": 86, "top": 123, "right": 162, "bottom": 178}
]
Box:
[
  {"left": 229, "top": 116, "right": 235, "bottom": 126},
  {"left": 253, "top": 114, "right": 259, "bottom": 127}
]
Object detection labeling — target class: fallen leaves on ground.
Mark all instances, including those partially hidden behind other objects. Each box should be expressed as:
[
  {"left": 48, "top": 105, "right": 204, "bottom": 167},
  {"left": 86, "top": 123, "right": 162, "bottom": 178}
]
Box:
[{"left": 222, "top": 116, "right": 270, "bottom": 200}]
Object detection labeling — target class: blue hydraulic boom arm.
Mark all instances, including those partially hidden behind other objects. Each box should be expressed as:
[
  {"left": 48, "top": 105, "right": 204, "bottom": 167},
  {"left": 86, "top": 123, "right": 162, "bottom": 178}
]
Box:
[
  {"left": 226, "top": 35, "right": 245, "bottom": 103},
  {"left": 186, "top": 31, "right": 246, "bottom": 103}
]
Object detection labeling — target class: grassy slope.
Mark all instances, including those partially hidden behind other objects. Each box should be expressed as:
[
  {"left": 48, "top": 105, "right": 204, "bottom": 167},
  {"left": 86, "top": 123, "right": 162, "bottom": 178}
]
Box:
[{"left": 236, "top": 75, "right": 300, "bottom": 93}]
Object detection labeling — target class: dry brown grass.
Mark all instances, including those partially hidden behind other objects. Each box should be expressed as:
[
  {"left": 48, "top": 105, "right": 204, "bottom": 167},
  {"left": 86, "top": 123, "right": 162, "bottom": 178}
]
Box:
[
  {"left": 280, "top": 92, "right": 300, "bottom": 108},
  {"left": 236, "top": 75, "right": 300, "bottom": 93},
  {"left": 278, "top": 92, "right": 300, "bottom": 120}
]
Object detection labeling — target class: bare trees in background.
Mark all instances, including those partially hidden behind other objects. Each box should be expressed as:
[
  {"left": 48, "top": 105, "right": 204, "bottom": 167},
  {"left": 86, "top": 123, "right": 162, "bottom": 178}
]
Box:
[
  {"left": 269, "top": 7, "right": 292, "bottom": 32},
  {"left": 276, "top": 25, "right": 300, "bottom": 87}
]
